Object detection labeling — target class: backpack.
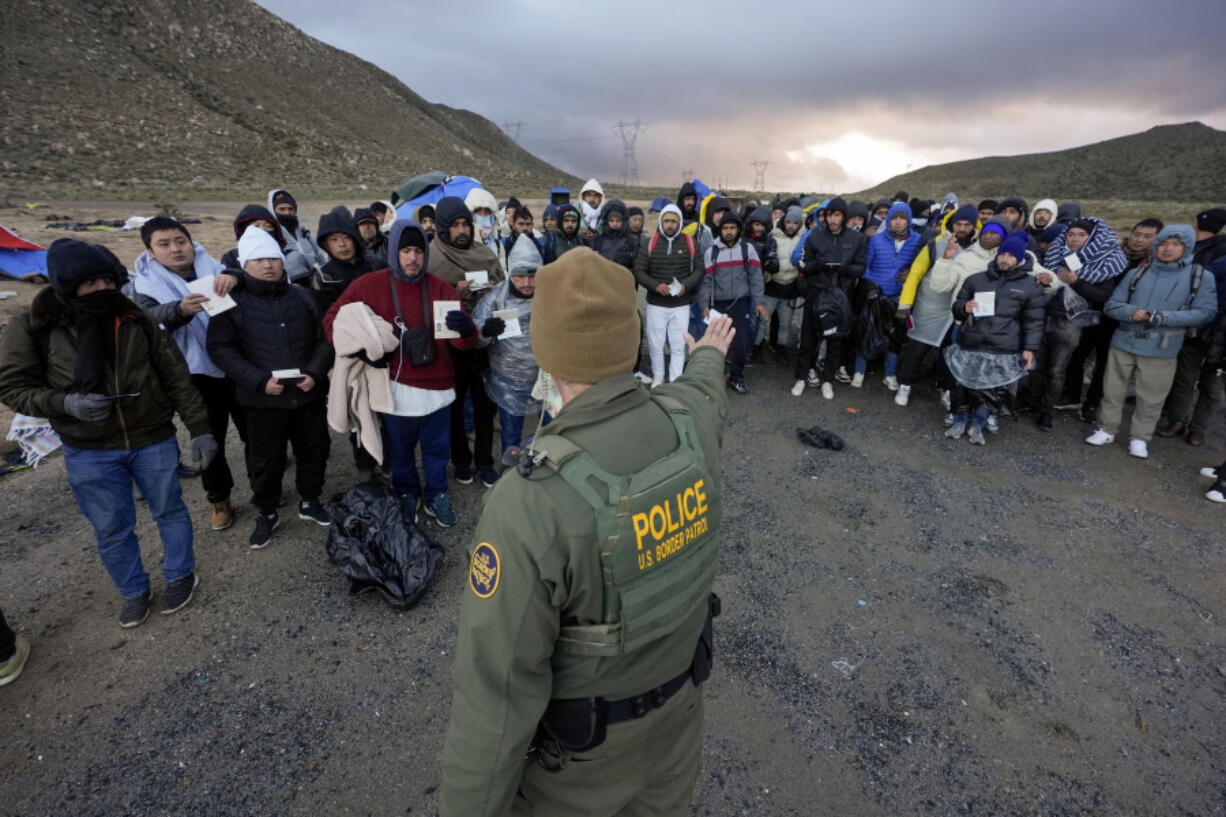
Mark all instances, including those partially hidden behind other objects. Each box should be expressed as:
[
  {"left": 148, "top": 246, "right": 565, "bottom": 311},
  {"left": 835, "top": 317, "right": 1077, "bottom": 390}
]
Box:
[
  {"left": 1127, "top": 261, "right": 1206, "bottom": 336},
  {"left": 648, "top": 231, "right": 696, "bottom": 257},
  {"left": 704, "top": 241, "right": 751, "bottom": 307}
]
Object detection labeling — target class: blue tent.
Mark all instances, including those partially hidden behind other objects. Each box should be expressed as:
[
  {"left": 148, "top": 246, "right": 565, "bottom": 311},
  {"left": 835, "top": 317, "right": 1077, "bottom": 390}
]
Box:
[
  {"left": 691, "top": 178, "right": 719, "bottom": 199},
  {"left": 649, "top": 196, "right": 671, "bottom": 213},
  {"left": 393, "top": 175, "right": 487, "bottom": 219},
  {"left": 0, "top": 225, "right": 48, "bottom": 281}
]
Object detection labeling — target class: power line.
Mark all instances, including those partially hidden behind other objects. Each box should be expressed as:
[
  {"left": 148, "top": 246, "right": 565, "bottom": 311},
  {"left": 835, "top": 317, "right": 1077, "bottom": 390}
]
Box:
[
  {"left": 751, "top": 159, "right": 770, "bottom": 192},
  {"left": 610, "top": 119, "right": 647, "bottom": 186},
  {"left": 501, "top": 121, "right": 525, "bottom": 144},
  {"left": 680, "top": 169, "right": 693, "bottom": 186}
]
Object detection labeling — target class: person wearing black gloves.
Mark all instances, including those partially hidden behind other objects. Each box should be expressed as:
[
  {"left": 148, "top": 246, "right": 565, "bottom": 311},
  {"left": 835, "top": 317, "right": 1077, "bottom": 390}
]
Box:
[
  {"left": 207, "top": 226, "right": 336, "bottom": 549},
  {"left": 0, "top": 238, "right": 215, "bottom": 627}
]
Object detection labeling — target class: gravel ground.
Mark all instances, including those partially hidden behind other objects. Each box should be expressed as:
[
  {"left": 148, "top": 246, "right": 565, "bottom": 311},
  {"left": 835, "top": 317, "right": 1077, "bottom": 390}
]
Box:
[{"left": 2, "top": 203, "right": 1224, "bottom": 816}]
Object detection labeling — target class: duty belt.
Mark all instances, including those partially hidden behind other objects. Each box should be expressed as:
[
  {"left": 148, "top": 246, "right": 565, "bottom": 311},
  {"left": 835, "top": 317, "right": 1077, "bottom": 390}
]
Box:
[{"left": 603, "top": 664, "right": 695, "bottom": 725}]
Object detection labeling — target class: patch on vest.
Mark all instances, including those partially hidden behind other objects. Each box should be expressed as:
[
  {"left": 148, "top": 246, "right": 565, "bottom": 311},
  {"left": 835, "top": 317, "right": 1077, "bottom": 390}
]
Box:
[
  {"left": 629, "top": 477, "right": 711, "bottom": 571},
  {"left": 469, "top": 543, "right": 501, "bottom": 598}
]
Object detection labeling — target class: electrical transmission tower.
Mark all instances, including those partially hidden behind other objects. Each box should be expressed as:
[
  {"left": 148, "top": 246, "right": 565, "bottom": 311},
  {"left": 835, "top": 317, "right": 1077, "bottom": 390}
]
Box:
[
  {"left": 610, "top": 120, "right": 648, "bottom": 186},
  {"left": 751, "top": 159, "right": 770, "bottom": 192},
  {"left": 501, "top": 121, "right": 524, "bottom": 145},
  {"left": 680, "top": 168, "right": 694, "bottom": 186}
]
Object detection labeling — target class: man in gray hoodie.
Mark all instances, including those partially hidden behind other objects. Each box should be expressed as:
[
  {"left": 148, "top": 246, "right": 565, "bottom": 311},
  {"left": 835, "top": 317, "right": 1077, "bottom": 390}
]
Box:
[{"left": 698, "top": 214, "right": 768, "bottom": 394}]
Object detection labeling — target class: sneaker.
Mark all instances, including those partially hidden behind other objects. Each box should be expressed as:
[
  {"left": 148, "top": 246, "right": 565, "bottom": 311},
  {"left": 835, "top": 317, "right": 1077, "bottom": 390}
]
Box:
[
  {"left": 805, "top": 368, "right": 821, "bottom": 387},
  {"left": 210, "top": 499, "right": 233, "bottom": 531},
  {"left": 850, "top": 372, "right": 864, "bottom": 388},
  {"left": 821, "top": 382, "right": 834, "bottom": 400},
  {"left": 835, "top": 366, "right": 852, "bottom": 384},
  {"left": 1079, "top": 403, "right": 1099, "bottom": 423},
  {"left": 968, "top": 424, "right": 987, "bottom": 445},
  {"left": 883, "top": 375, "right": 899, "bottom": 391},
  {"left": 249, "top": 513, "right": 279, "bottom": 549},
  {"left": 424, "top": 493, "right": 457, "bottom": 527},
  {"left": 634, "top": 371, "right": 654, "bottom": 384},
  {"left": 940, "top": 390, "right": 951, "bottom": 411},
  {"left": 727, "top": 378, "right": 749, "bottom": 395},
  {"left": 942, "top": 412, "right": 956, "bottom": 427},
  {"left": 402, "top": 494, "right": 421, "bottom": 524},
  {"left": 790, "top": 380, "right": 805, "bottom": 397},
  {"left": 1085, "top": 428, "right": 1115, "bottom": 446},
  {"left": 945, "top": 416, "right": 968, "bottom": 439},
  {"left": 162, "top": 573, "right": 199, "bottom": 615},
  {"left": 1036, "top": 412, "right": 1053, "bottom": 431},
  {"left": 1128, "top": 438, "right": 1149, "bottom": 459},
  {"left": 985, "top": 414, "right": 1000, "bottom": 434},
  {"left": 119, "top": 591, "right": 153, "bottom": 628},
  {"left": 894, "top": 384, "right": 911, "bottom": 407},
  {"left": 650, "top": 375, "right": 663, "bottom": 389},
  {"left": 0, "top": 636, "right": 31, "bottom": 687},
  {"left": 1199, "top": 466, "right": 1219, "bottom": 479},
  {"left": 1206, "top": 485, "right": 1226, "bottom": 503},
  {"left": 298, "top": 500, "right": 331, "bottom": 527},
  {"left": 479, "top": 466, "right": 500, "bottom": 488},
  {"left": 454, "top": 464, "right": 474, "bottom": 485}
]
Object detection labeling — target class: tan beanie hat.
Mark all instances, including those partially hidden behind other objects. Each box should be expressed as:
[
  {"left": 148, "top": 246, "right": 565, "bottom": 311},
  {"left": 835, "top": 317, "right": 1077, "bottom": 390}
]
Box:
[{"left": 531, "top": 247, "right": 641, "bottom": 384}]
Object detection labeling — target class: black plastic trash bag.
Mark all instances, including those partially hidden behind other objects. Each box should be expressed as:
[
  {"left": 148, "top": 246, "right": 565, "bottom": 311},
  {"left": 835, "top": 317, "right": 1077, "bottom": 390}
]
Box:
[{"left": 325, "top": 481, "right": 444, "bottom": 610}]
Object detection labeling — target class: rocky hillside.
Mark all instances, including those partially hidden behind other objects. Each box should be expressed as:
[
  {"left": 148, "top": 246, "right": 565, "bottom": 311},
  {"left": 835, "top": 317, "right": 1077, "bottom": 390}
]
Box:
[
  {"left": 854, "top": 122, "right": 1226, "bottom": 203},
  {"left": 0, "top": 0, "right": 577, "bottom": 200}
]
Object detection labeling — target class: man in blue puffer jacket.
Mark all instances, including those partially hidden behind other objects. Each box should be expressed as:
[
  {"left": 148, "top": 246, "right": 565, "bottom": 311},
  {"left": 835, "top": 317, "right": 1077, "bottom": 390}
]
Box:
[
  {"left": 1086, "top": 224, "right": 1216, "bottom": 459},
  {"left": 856, "top": 202, "right": 921, "bottom": 388}
]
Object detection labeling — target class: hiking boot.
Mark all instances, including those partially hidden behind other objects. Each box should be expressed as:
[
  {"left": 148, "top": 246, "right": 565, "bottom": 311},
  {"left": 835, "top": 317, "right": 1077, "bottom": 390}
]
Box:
[
  {"left": 790, "top": 380, "right": 805, "bottom": 397},
  {"left": 298, "top": 500, "right": 331, "bottom": 527},
  {"left": 821, "top": 382, "right": 834, "bottom": 400},
  {"left": 727, "top": 378, "right": 749, "bottom": 395},
  {"left": 1155, "top": 419, "right": 1185, "bottom": 438},
  {"left": 1036, "top": 412, "right": 1053, "bottom": 431},
  {"left": 119, "top": 591, "right": 153, "bottom": 628},
  {"left": 850, "top": 372, "right": 864, "bottom": 388},
  {"left": 249, "top": 512, "right": 279, "bottom": 549},
  {"left": 479, "top": 466, "right": 500, "bottom": 488},
  {"left": 0, "top": 636, "right": 31, "bottom": 687},
  {"left": 210, "top": 499, "right": 233, "bottom": 531},
  {"left": 454, "top": 464, "right": 474, "bottom": 485},
  {"left": 945, "top": 414, "right": 968, "bottom": 439},
  {"left": 883, "top": 375, "right": 899, "bottom": 391},
  {"left": 835, "top": 366, "right": 852, "bottom": 384},
  {"left": 985, "top": 414, "right": 1000, "bottom": 434},
  {"left": 1128, "top": 438, "right": 1149, "bottom": 459},
  {"left": 424, "top": 493, "right": 456, "bottom": 527},
  {"left": 162, "top": 573, "right": 199, "bottom": 615},
  {"left": 894, "top": 384, "right": 911, "bottom": 406},
  {"left": 1186, "top": 429, "right": 1205, "bottom": 447},
  {"left": 967, "top": 424, "right": 987, "bottom": 445},
  {"left": 805, "top": 368, "right": 821, "bottom": 387},
  {"left": 1085, "top": 428, "right": 1115, "bottom": 446}
]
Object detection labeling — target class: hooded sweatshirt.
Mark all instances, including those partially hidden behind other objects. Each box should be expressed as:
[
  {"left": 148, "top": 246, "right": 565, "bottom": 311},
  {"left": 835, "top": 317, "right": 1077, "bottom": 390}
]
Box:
[
  {"left": 1105, "top": 225, "right": 1217, "bottom": 359},
  {"left": 316, "top": 205, "right": 374, "bottom": 311},
  {"left": 676, "top": 181, "right": 699, "bottom": 225},
  {"left": 744, "top": 206, "right": 779, "bottom": 276},
  {"left": 579, "top": 178, "right": 605, "bottom": 231},
  {"left": 633, "top": 204, "right": 703, "bottom": 307},
  {"left": 768, "top": 209, "right": 806, "bottom": 296},
  {"left": 131, "top": 243, "right": 227, "bottom": 377},
  {"left": 221, "top": 204, "right": 313, "bottom": 283},
  {"left": 1027, "top": 198, "right": 1059, "bottom": 237},
  {"left": 428, "top": 196, "right": 504, "bottom": 310},
  {"left": 550, "top": 204, "right": 586, "bottom": 257},
  {"left": 588, "top": 199, "right": 638, "bottom": 270},
  {"left": 266, "top": 189, "right": 326, "bottom": 271},
  {"left": 863, "top": 202, "right": 921, "bottom": 297}
]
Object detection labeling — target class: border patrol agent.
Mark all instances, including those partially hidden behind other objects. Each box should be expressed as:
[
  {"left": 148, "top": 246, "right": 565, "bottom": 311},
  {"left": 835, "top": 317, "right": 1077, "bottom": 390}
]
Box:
[{"left": 441, "top": 247, "right": 736, "bottom": 816}]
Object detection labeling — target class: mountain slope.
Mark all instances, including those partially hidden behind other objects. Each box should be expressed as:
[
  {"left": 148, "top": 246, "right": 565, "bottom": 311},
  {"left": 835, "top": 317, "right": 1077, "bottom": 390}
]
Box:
[
  {"left": 854, "top": 123, "right": 1226, "bottom": 203},
  {"left": 0, "top": 0, "right": 576, "bottom": 199}
]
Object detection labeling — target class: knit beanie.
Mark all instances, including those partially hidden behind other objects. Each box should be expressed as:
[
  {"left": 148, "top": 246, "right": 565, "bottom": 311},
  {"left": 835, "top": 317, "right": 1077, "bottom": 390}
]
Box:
[
  {"left": 47, "top": 238, "right": 129, "bottom": 298},
  {"left": 531, "top": 248, "right": 640, "bottom": 384},
  {"left": 980, "top": 216, "right": 1011, "bottom": 240},
  {"left": 997, "top": 233, "right": 1030, "bottom": 262},
  {"left": 354, "top": 207, "right": 378, "bottom": 226},
  {"left": 237, "top": 224, "right": 284, "bottom": 266},
  {"left": 949, "top": 203, "right": 979, "bottom": 226},
  {"left": 507, "top": 235, "right": 543, "bottom": 276},
  {"left": 784, "top": 206, "right": 805, "bottom": 227},
  {"left": 1042, "top": 224, "right": 1067, "bottom": 244},
  {"left": 271, "top": 190, "right": 296, "bottom": 209},
  {"left": 825, "top": 197, "right": 848, "bottom": 216},
  {"left": 627, "top": 206, "right": 644, "bottom": 219},
  {"left": 1196, "top": 208, "right": 1226, "bottom": 235},
  {"left": 398, "top": 226, "right": 425, "bottom": 251}
]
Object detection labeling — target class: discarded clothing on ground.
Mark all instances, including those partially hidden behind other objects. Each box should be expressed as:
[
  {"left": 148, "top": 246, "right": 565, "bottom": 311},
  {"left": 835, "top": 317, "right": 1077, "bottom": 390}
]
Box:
[
  {"left": 797, "top": 426, "right": 845, "bottom": 451},
  {"left": 6, "top": 414, "right": 62, "bottom": 467},
  {"left": 324, "top": 481, "right": 444, "bottom": 610}
]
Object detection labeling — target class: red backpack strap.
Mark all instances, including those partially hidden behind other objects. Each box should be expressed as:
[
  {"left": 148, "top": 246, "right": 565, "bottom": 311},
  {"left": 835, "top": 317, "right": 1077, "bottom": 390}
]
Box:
[
  {"left": 684, "top": 233, "right": 696, "bottom": 256},
  {"left": 649, "top": 232, "right": 659, "bottom": 254}
]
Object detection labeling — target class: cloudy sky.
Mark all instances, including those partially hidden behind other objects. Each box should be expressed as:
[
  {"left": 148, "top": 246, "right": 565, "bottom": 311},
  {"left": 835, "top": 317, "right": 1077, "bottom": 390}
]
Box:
[{"left": 257, "top": 0, "right": 1226, "bottom": 192}]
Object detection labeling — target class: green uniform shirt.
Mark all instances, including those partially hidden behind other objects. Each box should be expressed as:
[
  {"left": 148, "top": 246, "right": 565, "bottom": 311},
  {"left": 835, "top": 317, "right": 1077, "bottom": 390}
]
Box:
[{"left": 440, "top": 347, "right": 728, "bottom": 817}]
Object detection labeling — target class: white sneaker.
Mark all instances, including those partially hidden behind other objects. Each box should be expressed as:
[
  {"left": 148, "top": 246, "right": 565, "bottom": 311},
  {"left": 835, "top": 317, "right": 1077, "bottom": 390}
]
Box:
[
  {"left": 821, "top": 382, "right": 834, "bottom": 400},
  {"left": 806, "top": 368, "right": 821, "bottom": 387},
  {"left": 851, "top": 372, "right": 864, "bottom": 388},
  {"left": 883, "top": 375, "right": 899, "bottom": 391},
  {"left": 940, "top": 390, "right": 951, "bottom": 411},
  {"left": 650, "top": 375, "right": 663, "bottom": 390},
  {"left": 894, "top": 384, "right": 911, "bottom": 406},
  {"left": 634, "top": 372, "right": 653, "bottom": 384},
  {"left": 1085, "top": 428, "right": 1115, "bottom": 446},
  {"left": 1206, "top": 488, "right": 1226, "bottom": 503},
  {"left": 1128, "top": 438, "right": 1149, "bottom": 459},
  {"left": 791, "top": 380, "right": 805, "bottom": 397},
  {"left": 1200, "top": 466, "right": 1219, "bottom": 479}
]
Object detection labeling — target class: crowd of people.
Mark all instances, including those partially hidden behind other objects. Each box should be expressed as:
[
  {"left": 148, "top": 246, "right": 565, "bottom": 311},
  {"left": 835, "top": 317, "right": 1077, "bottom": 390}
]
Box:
[{"left": 0, "top": 181, "right": 1224, "bottom": 643}]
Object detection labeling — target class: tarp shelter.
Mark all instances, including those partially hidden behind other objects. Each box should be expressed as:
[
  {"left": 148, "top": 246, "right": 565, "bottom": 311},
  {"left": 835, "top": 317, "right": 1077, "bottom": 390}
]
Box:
[
  {"left": 0, "top": 225, "right": 48, "bottom": 281},
  {"left": 649, "top": 196, "right": 671, "bottom": 213},
  {"left": 691, "top": 179, "right": 718, "bottom": 199},
  {"left": 550, "top": 188, "right": 570, "bottom": 205},
  {"left": 392, "top": 174, "right": 487, "bottom": 220},
  {"left": 391, "top": 172, "right": 449, "bottom": 206}
]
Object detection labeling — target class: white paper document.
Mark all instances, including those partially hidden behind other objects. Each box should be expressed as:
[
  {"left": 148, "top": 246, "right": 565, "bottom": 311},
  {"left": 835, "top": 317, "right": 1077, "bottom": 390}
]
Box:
[
  {"left": 668, "top": 278, "right": 683, "bottom": 297},
  {"left": 433, "top": 300, "right": 461, "bottom": 339},
  {"left": 704, "top": 308, "right": 724, "bottom": 325},
  {"left": 272, "top": 368, "right": 304, "bottom": 381},
  {"left": 465, "top": 270, "right": 490, "bottom": 290},
  {"left": 493, "top": 308, "right": 522, "bottom": 339},
  {"left": 1063, "top": 253, "right": 1083, "bottom": 272},
  {"left": 186, "top": 276, "right": 237, "bottom": 316},
  {"left": 972, "top": 292, "right": 996, "bottom": 317}
]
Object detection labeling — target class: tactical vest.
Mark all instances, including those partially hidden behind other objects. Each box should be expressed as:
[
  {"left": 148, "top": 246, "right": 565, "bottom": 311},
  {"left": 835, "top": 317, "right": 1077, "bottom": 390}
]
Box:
[{"left": 539, "top": 396, "right": 720, "bottom": 657}]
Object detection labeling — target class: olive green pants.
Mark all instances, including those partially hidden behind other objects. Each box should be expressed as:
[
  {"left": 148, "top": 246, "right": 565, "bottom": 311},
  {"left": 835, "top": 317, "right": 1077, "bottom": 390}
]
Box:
[
  {"left": 512, "top": 680, "right": 704, "bottom": 817},
  {"left": 1100, "top": 347, "right": 1179, "bottom": 441}
]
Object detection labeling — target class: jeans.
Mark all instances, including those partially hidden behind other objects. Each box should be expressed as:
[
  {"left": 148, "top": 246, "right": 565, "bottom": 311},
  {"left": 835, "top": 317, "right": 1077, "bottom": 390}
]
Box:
[
  {"left": 384, "top": 406, "right": 451, "bottom": 500},
  {"left": 192, "top": 374, "right": 248, "bottom": 503},
  {"left": 1160, "top": 336, "right": 1224, "bottom": 432},
  {"left": 1025, "top": 317, "right": 1083, "bottom": 411},
  {"left": 497, "top": 406, "right": 525, "bottom": 455},
  {"left": 713, "top": 297, "right": 754, "bottom": 383},
  {"left": 245, "top": 400, "right": 330, "bottom": 514},
  {"left": 63, "top": 436, "right": 194, "bottom": 599},
  {"left": 757, "top": 295, "right": 800, "bottom": 348},
  {"left": 450, "top": 348, "right": 495, "bottom": 470},
  {"left": 855, "top": 351, "right": 899, "bottom": 377}
]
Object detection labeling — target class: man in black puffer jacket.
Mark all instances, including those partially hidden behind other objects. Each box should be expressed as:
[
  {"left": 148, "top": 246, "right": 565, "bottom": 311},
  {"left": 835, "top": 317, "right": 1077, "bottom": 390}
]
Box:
[
  {"left": 207, "top": 225, "right": 335, "bottom": 550},
  {"left": 315, "top": 205, "right": 373, "bottom": 311},
  {"left": 588, "top": 199, "right": 639, "bottom": 270}
]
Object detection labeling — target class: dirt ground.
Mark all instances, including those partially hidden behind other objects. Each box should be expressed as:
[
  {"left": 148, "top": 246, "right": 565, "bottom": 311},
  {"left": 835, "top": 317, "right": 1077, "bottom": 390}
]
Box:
[{"left": 1, "top": 202, "right": 1224, "bottom": 816}]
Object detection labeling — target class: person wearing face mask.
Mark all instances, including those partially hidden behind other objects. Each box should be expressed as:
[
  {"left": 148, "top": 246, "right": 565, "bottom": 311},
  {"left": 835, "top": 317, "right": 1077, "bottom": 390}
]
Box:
[
  {"left": 464, "top": 187, "right": 503, "bottom": 260},
  {"left": 324, "top": 220, "right": 478, "bottom": 527},
  {"left": 267, "top": 189, "right": 326, "bottom": 273},
  {"left": 0, "top": 239, "right": 216, "bottom": 627}
]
